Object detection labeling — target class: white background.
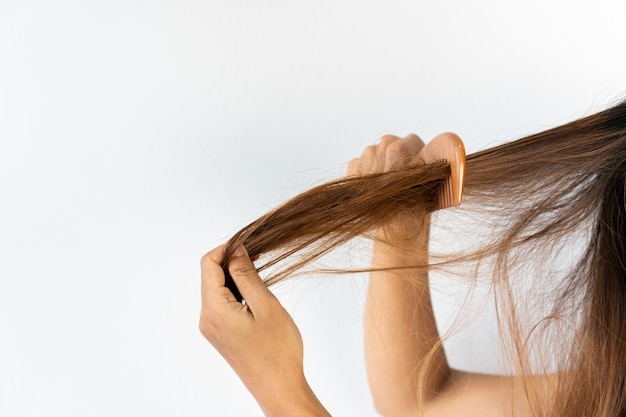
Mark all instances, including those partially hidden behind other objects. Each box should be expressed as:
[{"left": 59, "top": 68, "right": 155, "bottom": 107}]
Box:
[{"left": 2, "top": 1, "right": 626, "bottom": 416}]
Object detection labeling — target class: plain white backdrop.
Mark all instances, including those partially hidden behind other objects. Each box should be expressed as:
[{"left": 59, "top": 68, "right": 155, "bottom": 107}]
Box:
[{"left": 2, "top": 1, "right": 626, "bottom": 416}]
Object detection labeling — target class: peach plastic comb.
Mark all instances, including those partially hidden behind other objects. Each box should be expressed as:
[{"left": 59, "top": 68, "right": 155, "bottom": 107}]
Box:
[{"left": 416, "top": 133, "right": 466, "bottom": 210}]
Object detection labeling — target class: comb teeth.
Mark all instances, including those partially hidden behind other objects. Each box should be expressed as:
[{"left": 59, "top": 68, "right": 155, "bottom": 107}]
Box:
[
  {"left": 433, "top": 157, "right": 451, "bottom": 209},
  {"left": 437, "top": 159, "right": 452, "bottom": 209},
  {"left": 416, "top": 133, "right": 466, "bottom": 210}
]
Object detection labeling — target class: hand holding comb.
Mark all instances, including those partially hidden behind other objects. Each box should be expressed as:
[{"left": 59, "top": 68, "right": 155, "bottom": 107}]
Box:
[{"left": 222, "top": 133, "right": 466, "bottom": 302}]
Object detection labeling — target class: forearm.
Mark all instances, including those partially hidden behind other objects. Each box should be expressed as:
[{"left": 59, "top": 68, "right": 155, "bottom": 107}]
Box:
[{"left": 364, "top": 216, "right": 450, "bottom": 416}]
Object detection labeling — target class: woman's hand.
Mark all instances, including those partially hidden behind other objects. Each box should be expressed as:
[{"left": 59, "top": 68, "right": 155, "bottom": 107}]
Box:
[
  {"left": 347, "top": 133, "right": 425, "bottom": 176},
  {"left": 348, "top": 133, "right": 428, "bottom": 242},
  {"left": 199, "top": 244, "right": 331, "bottom": 417}
]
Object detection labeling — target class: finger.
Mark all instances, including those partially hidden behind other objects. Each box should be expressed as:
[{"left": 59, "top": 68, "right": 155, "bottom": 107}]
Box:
[
  {"left": 228, "top": 245, "right": 275, "bottom": 308},
  {"left": 384, "top": 134, "right": 425, "bottom": 170},
  {"left": 378, "top": 134, "right": 400, "bottom": 147},
  {"left": 375, "top": 135, "right": 399, "bottom": 171},
  {"left": 347, "top": 158, "right": 361, "bottom": 176},
  {"left": 200, "top": 244, "right": 228, "bottom": 290},
  {"left": 361, "top": 145, "right": 377, "bottom": 173},
  {"left": 402, "top": 133, "right": 425, "bottom": 153}
]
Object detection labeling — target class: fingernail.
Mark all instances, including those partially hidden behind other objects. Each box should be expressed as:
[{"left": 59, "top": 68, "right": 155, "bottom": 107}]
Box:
[{"left": 233, "top": 245, "right": 246, "bottom": 258}]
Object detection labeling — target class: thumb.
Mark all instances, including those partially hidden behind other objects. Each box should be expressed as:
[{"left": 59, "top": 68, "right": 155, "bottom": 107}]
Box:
[{"left": 227, "top": 245, "right": 276, "bottom": 309}]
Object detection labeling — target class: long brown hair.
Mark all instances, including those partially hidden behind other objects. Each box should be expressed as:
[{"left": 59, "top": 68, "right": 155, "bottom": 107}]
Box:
[{"left": 222, "top": 101, "right": 626, "bottom": 417}]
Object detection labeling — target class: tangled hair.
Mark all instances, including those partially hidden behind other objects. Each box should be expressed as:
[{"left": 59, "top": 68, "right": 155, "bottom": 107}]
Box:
[{"left": 222, "top": 101, "right": 626, "bottom": 417}]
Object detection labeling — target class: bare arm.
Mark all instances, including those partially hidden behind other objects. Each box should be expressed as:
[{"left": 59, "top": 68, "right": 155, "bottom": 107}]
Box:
[
  {"left": 365, "top": 216, "right": 450, "bottom": 416},
  {"left": 350, "top": 134, "right": 450, "bottom": 416},
  {"left": 354, "top": 134, "right": 560, "bottom": 417}
]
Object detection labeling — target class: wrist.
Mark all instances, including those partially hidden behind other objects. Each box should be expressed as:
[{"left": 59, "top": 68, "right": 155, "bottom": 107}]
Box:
[
  {"left": 375, "top": 213, "right": 430, "bottom": 246},
  {"left": 254, "top": 374, "right": 331, "bottom": 417}
]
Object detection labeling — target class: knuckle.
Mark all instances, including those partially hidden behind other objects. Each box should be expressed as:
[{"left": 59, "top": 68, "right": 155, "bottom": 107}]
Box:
[
  {"left": 405, "top": 133, "right": 421, "bottom": 142},
  {"left": 385, "top": 142, "right": 412, "bottom": 168},
  {"left": 230, "top": 263, "right": 257, "bottom": 278},
  {"left": 216, "top": 286, "right": 233, "bottom": 298},
  {"left": 386, "top": 141, "right": 410, "bottom": 156},
  {"left": 362, "top": 145, "right": 376, "bottom": 158},
  {"left": 405, "top": 133, "right": 426, "bottom": 151},
  {"left": 347, "top": 158, "right": 360, "bottom": 175},
  {"left": 379, "top": 134, "right": 399, "bottom": 147}
]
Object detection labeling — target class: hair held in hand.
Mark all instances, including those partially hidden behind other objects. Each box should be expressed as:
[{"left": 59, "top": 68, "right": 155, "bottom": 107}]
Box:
[{"left": 222, "top": 101, "right": 626, "bottom": 417}]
